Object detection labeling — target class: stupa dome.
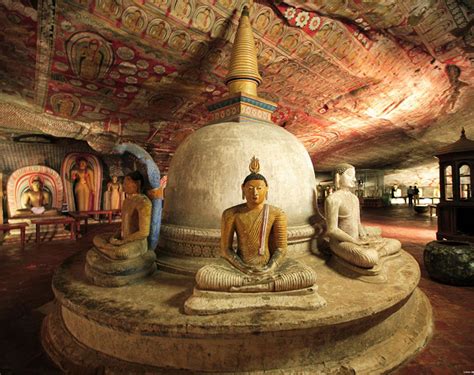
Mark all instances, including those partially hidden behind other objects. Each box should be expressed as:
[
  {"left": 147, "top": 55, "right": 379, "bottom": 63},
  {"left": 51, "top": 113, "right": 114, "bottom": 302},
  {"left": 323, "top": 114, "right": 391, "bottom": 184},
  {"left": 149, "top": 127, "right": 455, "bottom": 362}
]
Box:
[
  {"left": 157, "top": 7, "right": 317, "bottom": 273},
  {"left": 159, "top": 123, "right": 318, "bottom": 274},
  {"left": 163, "top": 120, "right": 316, "bottom": 227}
]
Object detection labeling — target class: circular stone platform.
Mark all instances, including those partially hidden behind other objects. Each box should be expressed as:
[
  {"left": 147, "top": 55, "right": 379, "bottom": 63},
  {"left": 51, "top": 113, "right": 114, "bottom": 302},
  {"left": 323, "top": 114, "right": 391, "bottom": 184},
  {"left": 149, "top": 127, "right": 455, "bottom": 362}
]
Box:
[{"left": 42, "top": 251, "right": 432, "bottom": 374}]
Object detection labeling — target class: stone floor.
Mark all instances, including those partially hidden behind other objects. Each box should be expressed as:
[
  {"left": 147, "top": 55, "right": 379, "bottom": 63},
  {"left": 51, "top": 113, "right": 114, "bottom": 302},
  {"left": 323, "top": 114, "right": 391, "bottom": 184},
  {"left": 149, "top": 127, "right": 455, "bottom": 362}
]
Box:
[{"left": 0, "top": 206, "right": 472, "bottom": 374}]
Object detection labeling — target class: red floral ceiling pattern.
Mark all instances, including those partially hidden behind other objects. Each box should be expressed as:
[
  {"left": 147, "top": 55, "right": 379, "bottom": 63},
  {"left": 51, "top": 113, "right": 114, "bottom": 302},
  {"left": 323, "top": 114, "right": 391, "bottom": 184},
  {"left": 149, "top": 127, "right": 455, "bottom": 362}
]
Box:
[{"left": 0, "top": 0, "right": 473, "bottom": 172}]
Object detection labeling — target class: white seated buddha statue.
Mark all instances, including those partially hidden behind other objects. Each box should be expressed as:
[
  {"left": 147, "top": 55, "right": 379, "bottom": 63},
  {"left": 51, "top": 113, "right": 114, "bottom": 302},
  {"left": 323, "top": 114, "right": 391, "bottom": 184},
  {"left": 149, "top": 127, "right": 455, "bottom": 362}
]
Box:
[{"left": 324, "top": 163, "right": 401, "bottom": 274}]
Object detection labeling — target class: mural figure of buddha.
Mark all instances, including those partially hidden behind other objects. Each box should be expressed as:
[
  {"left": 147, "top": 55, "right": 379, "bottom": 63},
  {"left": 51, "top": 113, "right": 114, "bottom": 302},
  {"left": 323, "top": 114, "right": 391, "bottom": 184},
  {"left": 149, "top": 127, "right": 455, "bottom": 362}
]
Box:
[
  {"left": 325, "top": 163, "right": 401, "bottom": 274},
  {"left": 123, "top": 9, "right": 145, "bottom": 32},
  {"left": 174, "top": 0, "right": 191, "bottom": 20},
  {"left": 56, "top": 95, "right": 77, "bottom": 117},
  {"left": 195, "top": 8, "right": 212, "bottom": 31},
  {"left": 78, "top": 39, "right": 104, "bottom": 81}
]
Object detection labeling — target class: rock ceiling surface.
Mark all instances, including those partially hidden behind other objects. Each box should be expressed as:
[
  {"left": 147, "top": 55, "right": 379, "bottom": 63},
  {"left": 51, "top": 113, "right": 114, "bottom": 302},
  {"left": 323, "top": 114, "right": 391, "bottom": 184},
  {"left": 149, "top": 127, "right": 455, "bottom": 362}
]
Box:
[{"left": 0, "top": 0, "right": 473, "bottom": 172}]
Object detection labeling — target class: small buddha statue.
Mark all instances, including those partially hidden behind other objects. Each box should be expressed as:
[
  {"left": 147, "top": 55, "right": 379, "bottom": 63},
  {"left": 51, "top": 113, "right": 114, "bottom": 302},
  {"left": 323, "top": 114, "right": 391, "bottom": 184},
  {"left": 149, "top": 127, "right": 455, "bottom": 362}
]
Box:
[
  {"left": 69, "top": 157, "right": 94, "bottom": 212},
  {"left": 85, "top": 171, "right": 157, "bottom": 287},
  {"left": 185, "top": 157, "right": 325, "bottom": 314},
  {"left": 16, "top": 175, "right": 58, "bottom": 217},
  {"left": 324, "top": 163, "right": 401, "bottom": 275},
  {"left": 106, "top": 175, "right": 122, "bottom": 211}
]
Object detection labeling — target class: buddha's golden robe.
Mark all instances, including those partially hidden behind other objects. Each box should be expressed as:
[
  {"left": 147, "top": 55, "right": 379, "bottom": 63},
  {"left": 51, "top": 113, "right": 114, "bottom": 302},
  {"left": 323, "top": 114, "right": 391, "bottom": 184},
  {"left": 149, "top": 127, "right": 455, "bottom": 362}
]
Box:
[
  {"left": 196, "top": 204, "right": 316, "bottom": 292},
  {"left": 221, "top": 203, "right": 286, "bottom": 268},
  {"left": 121, "top": 194, "right": 151, "bottom": 241},
  {"left": 94, "top": 194, "right": 151, "bottom": 260}
]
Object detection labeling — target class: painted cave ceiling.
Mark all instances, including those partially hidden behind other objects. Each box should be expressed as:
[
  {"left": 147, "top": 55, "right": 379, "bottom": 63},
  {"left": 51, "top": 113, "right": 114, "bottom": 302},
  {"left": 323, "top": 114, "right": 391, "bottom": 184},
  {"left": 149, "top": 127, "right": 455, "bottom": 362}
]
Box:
[{"left": 0, "top": 0, "right": 473, "bottom": 172}]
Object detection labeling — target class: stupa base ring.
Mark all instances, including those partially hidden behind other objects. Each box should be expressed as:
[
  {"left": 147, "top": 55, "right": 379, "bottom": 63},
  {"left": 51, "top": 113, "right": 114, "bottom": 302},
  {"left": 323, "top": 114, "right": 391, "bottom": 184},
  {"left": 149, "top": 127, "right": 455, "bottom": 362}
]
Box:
[
  {"left": 42, "top": 250, "right": 432, "bottom": 374},
  {"left": 157, "top": 223, "right": 317, "bottom": 275}
]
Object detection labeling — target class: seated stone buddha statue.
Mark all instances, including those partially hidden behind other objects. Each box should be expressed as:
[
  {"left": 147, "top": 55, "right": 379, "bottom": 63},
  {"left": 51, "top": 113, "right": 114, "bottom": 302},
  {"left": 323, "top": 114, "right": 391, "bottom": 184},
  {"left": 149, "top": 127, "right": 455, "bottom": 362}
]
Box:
[
  {"left": 16, "top": 175, "right": 59, "bottom": 217},
  {"left": 85, "top": 171, "right": 157, "bottom": 287},
  {"left": 185, "top": 157, "right": 325, "bottom": 315},
  {"left": 324, "top": 163, "right": 401, "bottom": 277}
]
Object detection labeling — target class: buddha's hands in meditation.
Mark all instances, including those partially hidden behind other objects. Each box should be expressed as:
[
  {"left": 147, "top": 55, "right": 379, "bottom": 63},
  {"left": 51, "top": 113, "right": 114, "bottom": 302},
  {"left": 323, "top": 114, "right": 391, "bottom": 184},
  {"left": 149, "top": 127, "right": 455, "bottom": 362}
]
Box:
[
  {"left": 242, "top": 266, "right": 276, "bottom": 284},
  {"left": 246, "top": 262, "right": 277, "bottom": 276},
  {"left": 358, "top": 237, "right": 371, "bottom": 246},
  {"left": 358, "top": 236, "right": 384, "bottom": 251},
  {"left": 359, "top": 225, "right": 369, "bottom": 241},
  {"left": 109, "top": 236, "right": 125, "bottom": 245}
]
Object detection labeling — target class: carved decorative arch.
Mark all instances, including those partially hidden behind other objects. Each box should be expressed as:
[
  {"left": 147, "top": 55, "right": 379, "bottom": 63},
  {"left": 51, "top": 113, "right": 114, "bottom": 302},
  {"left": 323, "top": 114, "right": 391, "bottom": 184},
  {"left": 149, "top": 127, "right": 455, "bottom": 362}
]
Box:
[{"left": 6, "top": 166, "right": 64, "bottom": 218}]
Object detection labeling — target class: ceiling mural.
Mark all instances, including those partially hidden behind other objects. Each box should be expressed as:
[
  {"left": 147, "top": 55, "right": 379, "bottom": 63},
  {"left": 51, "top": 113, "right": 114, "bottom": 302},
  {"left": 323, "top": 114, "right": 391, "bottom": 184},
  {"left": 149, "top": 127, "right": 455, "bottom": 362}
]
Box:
[
  {"left": 0, "top": 0, "right": 473, "bottom": 172},
  {"left": 0, "top": 0, "right": 37, "bottom": 106}
]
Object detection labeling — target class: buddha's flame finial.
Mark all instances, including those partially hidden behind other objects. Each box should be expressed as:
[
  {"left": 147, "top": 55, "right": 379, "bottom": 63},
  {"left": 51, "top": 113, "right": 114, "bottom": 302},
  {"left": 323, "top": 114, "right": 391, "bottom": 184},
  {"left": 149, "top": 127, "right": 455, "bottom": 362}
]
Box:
[
  {"left": 249, "top": 156, "right": 260, "bottom": 173},
  {"left": 225, "top": 5, "right": 262, "bottom": 96}
]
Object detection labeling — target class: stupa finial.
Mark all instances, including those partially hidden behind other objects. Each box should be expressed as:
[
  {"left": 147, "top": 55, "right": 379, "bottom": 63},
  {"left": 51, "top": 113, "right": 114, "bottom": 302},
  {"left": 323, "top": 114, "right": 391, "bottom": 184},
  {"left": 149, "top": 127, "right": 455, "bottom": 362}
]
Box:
[
  {"left": 207, "top": 4, "right": 277, "bottom": 124},
  {"left": 249, "top": 156, "right": 260, "bottom": 173},
  {"left": 224, "top": 5, "right": 262, "bottom": 96},
  {"left": 461, "top": 127, "right": 466, "bottom": 139}
]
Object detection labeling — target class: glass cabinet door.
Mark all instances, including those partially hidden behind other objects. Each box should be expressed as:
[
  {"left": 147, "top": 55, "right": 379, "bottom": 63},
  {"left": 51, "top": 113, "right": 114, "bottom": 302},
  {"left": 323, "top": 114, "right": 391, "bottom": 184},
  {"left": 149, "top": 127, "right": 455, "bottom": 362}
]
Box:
[
  {"left": 459, "top": 164, "right": 471, "bottom": 200},
  {"left": 445, "top": 165, "right": 453, "bottom": 200}
]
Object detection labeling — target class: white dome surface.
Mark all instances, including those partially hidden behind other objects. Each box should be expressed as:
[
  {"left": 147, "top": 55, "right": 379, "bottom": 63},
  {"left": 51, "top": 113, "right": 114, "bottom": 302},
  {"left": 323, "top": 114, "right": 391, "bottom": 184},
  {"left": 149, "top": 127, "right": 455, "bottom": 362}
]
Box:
[{"left": 163, "top": 121, "right": 316, "bottom": 229}]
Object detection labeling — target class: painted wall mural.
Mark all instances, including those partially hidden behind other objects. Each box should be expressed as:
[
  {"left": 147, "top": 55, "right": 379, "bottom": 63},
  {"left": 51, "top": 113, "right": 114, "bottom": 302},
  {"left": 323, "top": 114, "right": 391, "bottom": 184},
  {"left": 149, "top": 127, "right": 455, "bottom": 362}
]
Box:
[
  {"left": 66, "top": 32, "right": 114, "bottom": 82},
  {"left": 0, "top": 0, "right": 472, "bottom": 173},
  {"left": 0, "top": 0, "right": 37, "bottom": 105}
]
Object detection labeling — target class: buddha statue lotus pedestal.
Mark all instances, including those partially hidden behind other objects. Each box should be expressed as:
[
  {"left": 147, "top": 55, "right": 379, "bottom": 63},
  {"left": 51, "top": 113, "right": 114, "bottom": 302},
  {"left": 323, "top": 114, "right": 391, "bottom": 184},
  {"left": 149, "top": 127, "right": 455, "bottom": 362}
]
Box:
[
  {"left": 85, "top": 172, "right": 156, "bottom": 287},
  {"left": 184, "top": 157, "right": 325, "bottom": 315}
]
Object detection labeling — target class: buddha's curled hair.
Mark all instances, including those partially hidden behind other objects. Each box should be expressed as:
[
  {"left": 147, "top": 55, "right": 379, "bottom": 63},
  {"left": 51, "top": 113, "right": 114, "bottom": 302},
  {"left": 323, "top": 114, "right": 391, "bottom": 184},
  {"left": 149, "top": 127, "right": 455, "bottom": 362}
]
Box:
[
  {"left": 243, "top": 173, "right": 268, "bottom": 186},
  {"left": 126, "top": 171, "right": 145, "bottom": 192},
  {"left": 333, "top": 163, "right": 354, "bottom": 176},
  {"left": 333, "top": 163, "right": 354, "bottom": 190}
]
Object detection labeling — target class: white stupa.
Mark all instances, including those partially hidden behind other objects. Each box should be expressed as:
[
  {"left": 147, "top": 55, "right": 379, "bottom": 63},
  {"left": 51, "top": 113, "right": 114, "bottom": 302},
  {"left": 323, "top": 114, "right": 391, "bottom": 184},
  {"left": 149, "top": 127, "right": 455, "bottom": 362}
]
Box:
[{"left": 158, "top": 7, "right": 318, "bottom": 273}]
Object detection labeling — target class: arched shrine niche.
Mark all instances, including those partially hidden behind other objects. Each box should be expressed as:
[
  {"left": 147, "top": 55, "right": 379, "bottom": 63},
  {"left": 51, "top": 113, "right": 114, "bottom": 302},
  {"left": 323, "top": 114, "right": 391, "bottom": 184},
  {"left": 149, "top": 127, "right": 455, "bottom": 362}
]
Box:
[
  {"left": 61, "top": 153, "right": 103, "bottom": 212},
  {"left": 6, "top": 165, "right": 64, "bottom": 218}
]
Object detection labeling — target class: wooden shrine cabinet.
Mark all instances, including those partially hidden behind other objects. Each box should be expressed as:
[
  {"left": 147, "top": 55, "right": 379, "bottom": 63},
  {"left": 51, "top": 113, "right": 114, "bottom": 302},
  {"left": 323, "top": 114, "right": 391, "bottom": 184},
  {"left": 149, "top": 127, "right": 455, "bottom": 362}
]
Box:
[{"left": 436, "top": 129, "right": 474, "bottom": 242}]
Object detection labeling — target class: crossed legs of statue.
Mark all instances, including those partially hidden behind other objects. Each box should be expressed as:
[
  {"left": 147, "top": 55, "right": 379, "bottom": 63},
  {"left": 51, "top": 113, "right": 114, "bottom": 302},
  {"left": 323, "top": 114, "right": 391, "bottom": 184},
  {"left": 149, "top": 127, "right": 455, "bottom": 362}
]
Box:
[
  {"left": 93, "top": 233, "right": 148, "bottom": 260},
  {"left": 330, "top": 227, "right": 401, "bottom": 269},
  {"left": 195, "top": 258, "right": 317, "bottom": 292}
]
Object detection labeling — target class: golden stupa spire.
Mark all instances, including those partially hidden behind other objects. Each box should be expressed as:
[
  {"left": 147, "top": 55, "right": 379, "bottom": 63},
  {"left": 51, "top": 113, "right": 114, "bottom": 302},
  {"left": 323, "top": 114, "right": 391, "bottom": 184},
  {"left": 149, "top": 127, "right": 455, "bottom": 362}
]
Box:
[
  {"left": 225, "top": 6, "right": 262, "bottom": 96},
  {"left": 207, "top": 4, "right": 276, "bottom": 124}
]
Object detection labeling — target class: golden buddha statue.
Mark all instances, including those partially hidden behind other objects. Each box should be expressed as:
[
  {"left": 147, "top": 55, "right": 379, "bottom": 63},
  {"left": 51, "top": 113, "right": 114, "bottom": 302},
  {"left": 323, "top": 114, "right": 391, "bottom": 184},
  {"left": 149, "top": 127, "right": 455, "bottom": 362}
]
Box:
[
  {"left": 324, "top": 163, "right": 401, "bottom": 276},
  {"left": 185, "top": 158, "right": 326, "bottom": 315},
  {"left": 16, "top": 175, "right": 58, "bottom": 217},
  {"left": 70, "top": 157, "right": 94, "bottom": 211},
  {"left": 85, "top": 171, "right": 156, "bottom": 287}
]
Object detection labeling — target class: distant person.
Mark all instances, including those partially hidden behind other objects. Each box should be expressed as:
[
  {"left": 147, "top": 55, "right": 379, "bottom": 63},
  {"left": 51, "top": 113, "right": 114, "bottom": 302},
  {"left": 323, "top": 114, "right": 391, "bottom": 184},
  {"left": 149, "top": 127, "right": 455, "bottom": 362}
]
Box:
[
  {"left": 407, "top": 186, "right": 414, "bottom": 207},
  {"left": 413, "top": 185, "right": 420, "bottom": 206}
]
